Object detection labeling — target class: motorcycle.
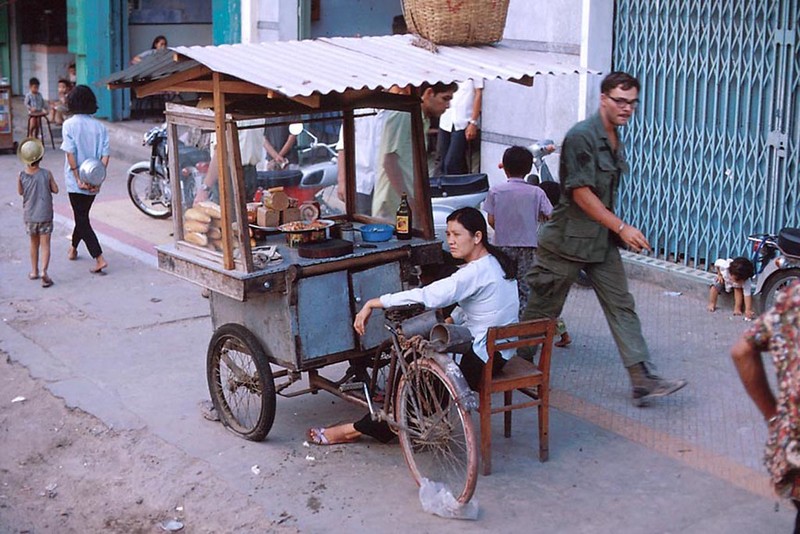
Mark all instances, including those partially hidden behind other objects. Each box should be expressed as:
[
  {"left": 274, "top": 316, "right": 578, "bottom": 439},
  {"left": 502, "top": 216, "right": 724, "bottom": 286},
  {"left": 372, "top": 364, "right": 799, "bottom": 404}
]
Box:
[
  {"left": 430, "top": 173, "right": 490, "bottom": 247},
  {"left": 126, "top": 125, "right": 211, "bottom": 219},
  {"left": 747, "top": 227, "right": 800, "bottom": 312}
]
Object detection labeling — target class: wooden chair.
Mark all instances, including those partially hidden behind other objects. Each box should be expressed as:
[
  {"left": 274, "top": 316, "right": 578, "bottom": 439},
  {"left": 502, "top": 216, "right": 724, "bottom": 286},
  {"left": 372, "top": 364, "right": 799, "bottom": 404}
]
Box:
[{"left": 478, "top": 318, "right": 556, "bottom": 475}]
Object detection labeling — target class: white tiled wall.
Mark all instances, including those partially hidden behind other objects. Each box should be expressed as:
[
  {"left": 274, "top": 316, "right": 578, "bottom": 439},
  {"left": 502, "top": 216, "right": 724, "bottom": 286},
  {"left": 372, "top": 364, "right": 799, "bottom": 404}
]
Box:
[{"left": 20, "top": 45, "right": 74, "bottom": 103}]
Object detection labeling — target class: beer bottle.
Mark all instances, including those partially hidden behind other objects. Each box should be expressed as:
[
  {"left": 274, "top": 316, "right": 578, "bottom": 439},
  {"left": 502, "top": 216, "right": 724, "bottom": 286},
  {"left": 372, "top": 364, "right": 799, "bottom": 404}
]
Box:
[{"left": 396, "top": 192, "right": 412, "bottom": 240}]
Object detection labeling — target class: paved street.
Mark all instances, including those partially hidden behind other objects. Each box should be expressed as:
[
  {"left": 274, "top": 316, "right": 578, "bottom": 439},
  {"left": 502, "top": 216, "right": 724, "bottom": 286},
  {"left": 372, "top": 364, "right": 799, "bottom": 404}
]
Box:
[{"left": 0, "top": 104, "right": 795, "bottom": 532}]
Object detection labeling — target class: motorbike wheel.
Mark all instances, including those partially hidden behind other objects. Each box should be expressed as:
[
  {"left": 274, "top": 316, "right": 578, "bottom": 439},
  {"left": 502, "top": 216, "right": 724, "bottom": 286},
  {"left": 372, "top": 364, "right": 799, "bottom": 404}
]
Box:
[
  {"left": 127, "top": 168, "right": 172, "bottom": 219},
  {"left": 759, "top": 268, "right": 800, "bottom": 313},
  {"left": 207, "top": 324, "right": 276, "bottom": 441}
]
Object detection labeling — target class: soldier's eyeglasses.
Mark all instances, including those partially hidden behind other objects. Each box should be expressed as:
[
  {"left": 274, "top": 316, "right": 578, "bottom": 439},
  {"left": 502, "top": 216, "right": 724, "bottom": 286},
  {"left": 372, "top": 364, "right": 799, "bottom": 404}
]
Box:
[{"left": 605, "top": 95, "right": 639, "bottom": 109}]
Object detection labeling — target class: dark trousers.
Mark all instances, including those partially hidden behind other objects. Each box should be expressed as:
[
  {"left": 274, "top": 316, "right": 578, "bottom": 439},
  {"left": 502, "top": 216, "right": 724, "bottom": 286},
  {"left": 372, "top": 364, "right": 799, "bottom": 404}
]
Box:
[
  {"left": 68, "top": 192, "right": 102, "bottom": 258},
  {"left": 794, "top": 500, "right": 800, "bottom": 534},
  {"left": 353, "top": 349, "right": 505, "bottom": 443},
  {"left": 435, "top": 128, "right": 468, "bottom": 176}
]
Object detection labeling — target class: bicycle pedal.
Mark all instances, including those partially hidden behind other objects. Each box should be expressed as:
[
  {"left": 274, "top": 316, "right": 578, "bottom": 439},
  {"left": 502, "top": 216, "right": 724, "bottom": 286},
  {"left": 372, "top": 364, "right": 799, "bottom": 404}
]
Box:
[{"left": 339, "top": 382, "right": 365, "bottom": 392}]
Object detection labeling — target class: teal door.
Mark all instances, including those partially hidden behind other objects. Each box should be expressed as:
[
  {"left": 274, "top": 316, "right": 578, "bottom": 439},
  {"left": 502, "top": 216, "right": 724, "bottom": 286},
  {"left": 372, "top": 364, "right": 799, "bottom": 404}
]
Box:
[
  {"left": 67, "top": 0, "right": 128, "bottom": 120},
  {"left": 613, "top": 2, "right": 799, "bottom": 268}
]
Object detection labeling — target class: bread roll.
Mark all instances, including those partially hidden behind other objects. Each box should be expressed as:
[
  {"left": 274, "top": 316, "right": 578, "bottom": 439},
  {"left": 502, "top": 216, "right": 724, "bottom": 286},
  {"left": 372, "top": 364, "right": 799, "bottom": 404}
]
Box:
[
  {"left": 185, "top": 208, "right": 212, "bottom": 223},
  {"left": 184, "top": 231, "right": 208, "bottom": 247},
  {"left": 196, "top": 201, "right": 222, "bottom": 219},
  {"left": 184, "top": 220, "right": 210, "bottom": 234}
]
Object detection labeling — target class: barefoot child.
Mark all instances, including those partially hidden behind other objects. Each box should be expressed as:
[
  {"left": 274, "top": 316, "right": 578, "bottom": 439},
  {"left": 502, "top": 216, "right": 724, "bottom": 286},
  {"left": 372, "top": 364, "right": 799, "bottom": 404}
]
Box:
[
  {"left": 707, "top": 256, "right": 755, "bottom": 319},
  {"left": 17, "top": 138, "right": 59, "bottom": 287}
]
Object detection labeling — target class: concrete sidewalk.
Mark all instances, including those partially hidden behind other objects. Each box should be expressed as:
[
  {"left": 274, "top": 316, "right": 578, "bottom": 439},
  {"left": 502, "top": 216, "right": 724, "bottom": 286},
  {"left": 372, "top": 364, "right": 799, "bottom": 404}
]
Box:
[{"left": 1, "top": 103, "right": 793, "bottom": 532}]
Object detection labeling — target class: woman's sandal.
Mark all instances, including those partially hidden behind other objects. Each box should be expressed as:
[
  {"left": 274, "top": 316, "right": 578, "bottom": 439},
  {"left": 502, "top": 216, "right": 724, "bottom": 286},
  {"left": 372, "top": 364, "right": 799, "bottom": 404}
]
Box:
[
  {"left": 307, "top": 426, "right": 359, "bottom": 446},
  {"left": 28, "top": 272, "right": 39, "bottom": 280},
  {"left": 41, "top": 275, "right": 53, "bottom": 288}
]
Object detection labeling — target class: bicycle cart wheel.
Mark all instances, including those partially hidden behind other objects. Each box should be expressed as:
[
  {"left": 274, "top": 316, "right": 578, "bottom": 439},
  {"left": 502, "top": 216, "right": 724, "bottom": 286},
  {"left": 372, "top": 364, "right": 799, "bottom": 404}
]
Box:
[
  {"left": 207, "top": 324, "right": 276, "bottom": 441},
  {"left": 396, "top": 358, "right": 478, "bottom": 504},
  {"left": 127, "top": 168, "right": 172, "bottom": 219}
]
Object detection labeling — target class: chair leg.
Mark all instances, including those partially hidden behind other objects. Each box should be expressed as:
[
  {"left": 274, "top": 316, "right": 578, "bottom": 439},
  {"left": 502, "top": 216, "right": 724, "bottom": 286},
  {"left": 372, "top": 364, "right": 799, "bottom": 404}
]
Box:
[
  {"left": 538, "top": 388, "right": 549, "bottom": 462},
  {"left": 44, "top": 117, "right": 54, "bottom": 149},
  {"left": 480, "top": 390, "right": 492, "bottom": 476},
  {"left": 504, "top": 390, "right": 512, "bottom": 438}
]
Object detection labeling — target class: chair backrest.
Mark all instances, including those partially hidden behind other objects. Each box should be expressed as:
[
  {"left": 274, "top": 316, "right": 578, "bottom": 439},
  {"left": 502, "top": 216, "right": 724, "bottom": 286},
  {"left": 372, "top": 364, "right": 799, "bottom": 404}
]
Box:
[{"left": 486, "top": 318, "right": 557, "bottom": 377}]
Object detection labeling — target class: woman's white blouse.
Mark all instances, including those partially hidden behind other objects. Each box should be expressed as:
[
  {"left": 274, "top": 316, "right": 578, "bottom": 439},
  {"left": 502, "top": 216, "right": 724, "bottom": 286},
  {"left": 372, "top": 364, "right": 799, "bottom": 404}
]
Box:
[{"left": 380, "top": 254, "right": 519, "bottom": 362}]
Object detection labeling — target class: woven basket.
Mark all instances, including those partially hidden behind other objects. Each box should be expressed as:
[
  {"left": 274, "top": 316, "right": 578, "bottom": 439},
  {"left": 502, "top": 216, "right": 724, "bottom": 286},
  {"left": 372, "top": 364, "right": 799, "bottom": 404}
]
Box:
[{"left": 402, "top": 0, "right": 510, "bottom": 46}]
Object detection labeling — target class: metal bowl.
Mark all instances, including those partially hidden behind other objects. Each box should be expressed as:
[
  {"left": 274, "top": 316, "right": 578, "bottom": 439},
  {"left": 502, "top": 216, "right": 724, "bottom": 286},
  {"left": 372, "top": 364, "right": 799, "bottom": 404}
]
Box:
[{"left": 79, "top": 158, "right": 106, "bottom": 187}]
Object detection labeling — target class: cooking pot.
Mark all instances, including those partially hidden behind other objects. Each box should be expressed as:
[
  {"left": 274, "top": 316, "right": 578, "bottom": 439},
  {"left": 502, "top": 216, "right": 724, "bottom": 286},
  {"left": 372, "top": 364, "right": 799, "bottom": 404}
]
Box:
[{"left": 79, "top": 158, "right": 106, "bottom": 187}]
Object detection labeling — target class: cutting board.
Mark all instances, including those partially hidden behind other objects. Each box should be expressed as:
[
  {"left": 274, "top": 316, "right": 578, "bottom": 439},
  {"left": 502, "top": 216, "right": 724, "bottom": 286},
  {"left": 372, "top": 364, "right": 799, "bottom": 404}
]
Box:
[{"left": 298, "top": 238, "right": 354, "bottom": 259}]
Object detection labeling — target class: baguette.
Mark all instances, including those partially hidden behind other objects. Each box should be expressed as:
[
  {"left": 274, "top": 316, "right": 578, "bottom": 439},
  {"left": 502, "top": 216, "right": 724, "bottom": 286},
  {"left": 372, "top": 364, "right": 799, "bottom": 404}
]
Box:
[
  {"left": 185, "top": 207, "right": 212, "bottom": 223},
  {"left": 184, "top": 231, "right": 208, "bottom": 247},
  {"left": 184, "top": 220, "right": 210, "bottom": 234},
  {"left": 196, "top": 201, "right": 222, "bottom": 219}
]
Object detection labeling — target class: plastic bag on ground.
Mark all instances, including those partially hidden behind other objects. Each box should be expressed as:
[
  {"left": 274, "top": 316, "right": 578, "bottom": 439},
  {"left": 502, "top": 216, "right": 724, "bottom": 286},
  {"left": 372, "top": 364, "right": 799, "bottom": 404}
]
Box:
[{"left": 418, "top": 477, "right": 478, "bottom": 520}]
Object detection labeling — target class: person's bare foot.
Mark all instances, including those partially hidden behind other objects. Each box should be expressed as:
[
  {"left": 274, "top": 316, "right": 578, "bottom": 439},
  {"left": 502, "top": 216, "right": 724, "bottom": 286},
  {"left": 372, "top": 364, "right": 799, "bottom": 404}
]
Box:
[
  {"left": 67, "top": 247, "right": 77, "bottom": 260},
  {"left": 90, "top": 257, "right": 108, "bottom": 274},
  {"left": 733, "top": 310, "right": 742, "bottom": 316},
  {"left": 28, "top": 272, "right": 39, "bottom": 280},
  {"left": 706, "top": 304, "right": 716, "bottom": 312},
  {"left": 307, "top": 424, "right": 361, "bottom": 445}
]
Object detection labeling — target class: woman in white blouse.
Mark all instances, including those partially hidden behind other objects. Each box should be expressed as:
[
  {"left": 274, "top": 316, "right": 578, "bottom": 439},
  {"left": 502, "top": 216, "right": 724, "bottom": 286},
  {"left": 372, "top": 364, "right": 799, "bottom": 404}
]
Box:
[{"left": 308, "top": 207, "right": 519, "bottom": 445}]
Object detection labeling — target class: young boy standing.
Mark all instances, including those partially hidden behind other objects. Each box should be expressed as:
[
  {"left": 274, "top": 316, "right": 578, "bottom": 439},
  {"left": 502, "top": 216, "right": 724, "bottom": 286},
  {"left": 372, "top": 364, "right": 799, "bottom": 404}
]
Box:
[
  {"left": 25, "top": 77, "right": 46, "bottom": 138},
  {"left": 707, "top": 256, "right": 756, "bottom": 319},
  {"left": 485, "top": 145, "right": 553, "bottom": 317},
  {"left": 17, "top": 137, "right": 58, "bottom": 287}
]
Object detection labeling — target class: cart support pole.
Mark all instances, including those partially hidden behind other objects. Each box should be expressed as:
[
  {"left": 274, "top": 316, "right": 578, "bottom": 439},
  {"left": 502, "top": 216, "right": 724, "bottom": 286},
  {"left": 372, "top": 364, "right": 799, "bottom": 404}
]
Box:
[{"left": 213, "top": 72, "right": 235, "bottom": 270}]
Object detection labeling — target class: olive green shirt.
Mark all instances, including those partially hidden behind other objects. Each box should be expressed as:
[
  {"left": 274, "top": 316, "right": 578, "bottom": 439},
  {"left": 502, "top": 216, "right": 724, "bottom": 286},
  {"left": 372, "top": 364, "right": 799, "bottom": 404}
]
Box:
[{"left": 538, "top": 112, "right": 629, "bottom": 263}]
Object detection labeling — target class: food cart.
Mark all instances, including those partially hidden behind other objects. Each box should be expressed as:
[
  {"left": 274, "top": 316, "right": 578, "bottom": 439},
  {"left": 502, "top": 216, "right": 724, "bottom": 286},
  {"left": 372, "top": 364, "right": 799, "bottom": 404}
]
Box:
[{"left": 107, "top": 34, "right": 584, "bottom": 501}]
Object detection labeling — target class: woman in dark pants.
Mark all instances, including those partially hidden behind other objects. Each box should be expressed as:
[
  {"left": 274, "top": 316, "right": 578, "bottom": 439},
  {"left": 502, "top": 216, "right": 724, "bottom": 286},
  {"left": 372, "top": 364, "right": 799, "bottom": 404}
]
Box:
[
  {"left": 60, "top": 85, "right": 109, "bottom": 273},
  {"left": 308, "top": 207, "right": 519, "bottom": 445}
]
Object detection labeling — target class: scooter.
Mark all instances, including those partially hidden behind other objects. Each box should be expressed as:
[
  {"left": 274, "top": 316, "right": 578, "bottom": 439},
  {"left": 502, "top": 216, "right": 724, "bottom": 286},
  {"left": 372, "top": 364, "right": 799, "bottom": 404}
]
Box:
[
  {"left": 525, "top": 139, "right": 557, "bottom": 184},
  {"left": 126, "top": 124, "right": 211, "bottom": 219},
  {"left": 747, "top": 228, "right": 800, "bottom": 312}
]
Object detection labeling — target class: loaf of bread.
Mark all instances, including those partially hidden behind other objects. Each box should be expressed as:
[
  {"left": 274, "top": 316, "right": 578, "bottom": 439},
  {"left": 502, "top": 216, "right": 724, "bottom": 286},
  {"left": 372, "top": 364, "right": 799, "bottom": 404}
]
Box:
[
  {"left": 195, "top": 201, "right": 222, "bottom": 219},
  {"left": 185, "top": 208, "right": 212, "bottom": 223},
  {"left": 184, "top": 231, "right": 209, "bottom": 247},
  {"left": 184, "top": 220, "right": 210, "bottom": 234}
]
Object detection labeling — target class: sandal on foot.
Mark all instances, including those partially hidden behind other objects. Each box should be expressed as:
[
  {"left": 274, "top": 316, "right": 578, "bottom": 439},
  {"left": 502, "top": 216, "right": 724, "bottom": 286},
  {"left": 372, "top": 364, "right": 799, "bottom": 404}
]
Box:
[
  {"left": 90, "top": 264, "right": 108, "bottom": 275},
  {"left": 41, "top": 275, "right": 53, "bottom": 288},
  {"left": 28, "top": 272, "right": 39, "bottom": 280},
  {"left": 308, "top": 427, "right": 330, "bottom": 445},
  {"left": 307, "top": 427, "right": 359, "bottom": 446},
  {"left": 555, "top": 333, "right": 572, "bottom": 348}
]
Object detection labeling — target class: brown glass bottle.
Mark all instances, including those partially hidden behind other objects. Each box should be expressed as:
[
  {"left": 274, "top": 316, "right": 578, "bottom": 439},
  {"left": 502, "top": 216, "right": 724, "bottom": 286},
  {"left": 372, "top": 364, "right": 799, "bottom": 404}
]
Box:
[{"left": 396, "top": 192, "right": 412, "bottom": 240}]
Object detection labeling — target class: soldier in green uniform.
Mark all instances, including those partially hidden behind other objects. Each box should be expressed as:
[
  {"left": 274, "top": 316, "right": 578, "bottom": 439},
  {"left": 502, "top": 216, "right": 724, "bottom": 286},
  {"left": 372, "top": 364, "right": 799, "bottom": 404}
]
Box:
[{"left": 521, "top": 71, "right": 687, "bottom": 406}]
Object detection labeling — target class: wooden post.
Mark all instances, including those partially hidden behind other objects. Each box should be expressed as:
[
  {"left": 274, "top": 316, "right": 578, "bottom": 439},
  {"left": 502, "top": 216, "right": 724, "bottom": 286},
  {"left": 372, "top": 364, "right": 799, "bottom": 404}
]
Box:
[
  {"left": 342, "top": 109, "right": 356, "bottom": 217},
  {"left": 166, "top": 121, "right": 184, "bottom": 242},
  {"left": 227, "top": 122, "right": 254, "bottom": 272},
  {"left": 213, "top": 72, "right": 235, "bottom": 270},
  {"left": 409, "top": 103, "right": 434, "bottom": 240}
]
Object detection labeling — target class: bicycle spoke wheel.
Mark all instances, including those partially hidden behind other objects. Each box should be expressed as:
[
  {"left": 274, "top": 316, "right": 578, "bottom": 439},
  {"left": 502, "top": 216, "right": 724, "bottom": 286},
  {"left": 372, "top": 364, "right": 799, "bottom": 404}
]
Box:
[
  {"left": 396, "top": 358, "right": 478, "bottom": 504},
  {"left": 207, "top": 324, "right": 276, "bottom": 441}
]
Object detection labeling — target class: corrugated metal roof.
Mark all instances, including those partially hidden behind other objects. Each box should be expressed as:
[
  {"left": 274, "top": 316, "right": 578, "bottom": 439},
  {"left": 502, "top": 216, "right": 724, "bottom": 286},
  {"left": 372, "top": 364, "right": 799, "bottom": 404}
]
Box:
[
  {"left": 106, "top": 48, "right": 201, "bottom": 86},
  {"left": 108, "top": 34, "right": 586, "bottom": 97}
]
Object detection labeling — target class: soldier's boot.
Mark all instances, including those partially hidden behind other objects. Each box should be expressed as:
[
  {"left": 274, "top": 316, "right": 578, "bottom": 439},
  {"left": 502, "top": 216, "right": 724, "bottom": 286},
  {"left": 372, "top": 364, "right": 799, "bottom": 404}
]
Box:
[{"left": 627, "top": 362, "right": 688, "bottom": 407}]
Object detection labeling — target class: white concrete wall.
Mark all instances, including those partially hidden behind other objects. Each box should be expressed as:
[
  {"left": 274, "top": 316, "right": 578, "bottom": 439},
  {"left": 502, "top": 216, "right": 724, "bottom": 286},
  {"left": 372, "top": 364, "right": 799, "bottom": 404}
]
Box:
[
  {"left": 251, "top": 0, "right": 615, "bottom": 186},
  {"left": 244, "top": 0, "right": 299, "bottom": 43},
  {"left": 481, "top": 0, "right": 613, "bottom": 186}
]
